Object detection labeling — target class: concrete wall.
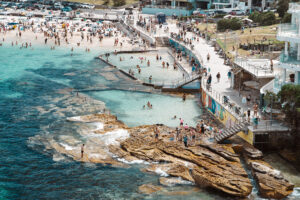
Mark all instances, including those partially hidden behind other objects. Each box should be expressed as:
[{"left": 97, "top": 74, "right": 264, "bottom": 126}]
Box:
[
  {"left": 201, "top": 89, "right": 254, "bottom": 144},
  {"left": 142, "top": 7, "right": 193, "bottom": 16},
  {"left": 169, "top": 39, "right": 202, "bottom": 67}
]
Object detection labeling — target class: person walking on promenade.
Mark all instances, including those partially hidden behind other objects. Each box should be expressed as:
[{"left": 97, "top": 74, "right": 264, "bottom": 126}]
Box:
[
  {"left": 227, "top": 70, "right": 231, "bottom": 80},
  {"left": 247, "top": 108, "right": 251, "bottom": 122},
  {"left": 81, "top": 144, "right": 85, "bottom": 159},
  {"left": 207, "top": 53, "right": 210, "bottom": 62},
  {"left": 216, "top": 72, "right": 220, "bottom": 83},
  {"left": 253, "top": 103, "right": 259, "bottom": 117},
  {"left": 246, "top": 94, "right": 251, "bottom": 106}
]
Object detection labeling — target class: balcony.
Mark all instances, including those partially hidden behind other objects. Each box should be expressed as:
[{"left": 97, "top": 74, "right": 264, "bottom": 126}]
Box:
[
  {"left": 277, "top": 24, "right": 300, "bottom": 43},
  {"left": 288, "top": 3, "right": 300, "bottom": 14},
  {"left": 279, "top": 52, "right": 300, "bottom": 71}
]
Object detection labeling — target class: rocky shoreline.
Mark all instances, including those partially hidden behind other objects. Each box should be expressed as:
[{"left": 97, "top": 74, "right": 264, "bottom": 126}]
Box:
[{"left": 38, "top": 113, "right": 294, "bottom": 199}]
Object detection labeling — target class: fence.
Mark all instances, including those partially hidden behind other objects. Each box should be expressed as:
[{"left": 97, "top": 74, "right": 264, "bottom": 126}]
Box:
[{"left": 234, "top": 57, "right": 274, "bottom": 77}]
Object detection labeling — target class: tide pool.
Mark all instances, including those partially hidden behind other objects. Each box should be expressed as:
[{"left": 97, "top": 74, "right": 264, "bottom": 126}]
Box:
[{"left": 89, "top": 90, "right": 201, "bottom": 127}]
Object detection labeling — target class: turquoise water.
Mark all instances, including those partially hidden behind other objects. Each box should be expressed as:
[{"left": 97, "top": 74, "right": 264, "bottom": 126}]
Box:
[
  {"left": 1, "top": 43, "right": 299, "bottom": 200},
  {"left": 107, "top": 52, "right": 184, "bottom": 84},
  {"left": 89, "top": 90, "right": 201, "bottom": 127}
]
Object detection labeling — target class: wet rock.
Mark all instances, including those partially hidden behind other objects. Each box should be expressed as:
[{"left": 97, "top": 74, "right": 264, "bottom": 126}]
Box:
[
  {"left": 144, "top": 163, "right": 194, "bottom": 182},
  {"left": 138, "top": 184, "right": 162, "bottom": 194},
  {"left": 249, "top": 161, "right": 294, "bottom": 199},
  {"left": 122, "top": 134, "right": 252, "bottom": 197},
  {"left": 244, "top": 147, "right": 263, "bottom": 159}
]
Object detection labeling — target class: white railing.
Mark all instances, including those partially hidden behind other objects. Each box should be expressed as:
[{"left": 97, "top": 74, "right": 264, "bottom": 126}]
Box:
[
  {"left": 201, "top": 77, "right": 246, "bottom": 122},
  {"left": 234, "top": 57, "right": 274, "bottom": 77}
]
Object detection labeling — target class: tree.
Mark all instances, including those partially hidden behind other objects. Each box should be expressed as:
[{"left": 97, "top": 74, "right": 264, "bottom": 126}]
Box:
[
  {"left": 103, "top": 0, "right": 110, "bottom": 6},
  {"left": 112, "top": 0, "right": 126, "bottom": 7},
  {"left": 217, "top": 18, "right": 242, "bottom": 32},
  {"left": 260, "top": 12, "right": 276, "bottom": 26},
  {"left": 249, "top": 11, "right": 276, "bottom": 26},
  {"left": 282, "top": 13, "right": 292, "bottom": 23},
  {"left": 277, "top": 0, "right": 289, "bottom": 18},
  {"left": 278, "top": 84, "right": 300, "bottom": 126}
]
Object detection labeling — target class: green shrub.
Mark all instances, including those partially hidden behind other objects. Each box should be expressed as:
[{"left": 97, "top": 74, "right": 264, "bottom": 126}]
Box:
[
  {"left": 217, "top": 18, "right": 242, "bottom": 32},
  {"left": 112, "top": 0, "right": 125, "bottom": 7},
  {"left": 249, "top": 11, "right": 276, "bottom": 26},
  {"left": 213, "top": 14, "right": 226, "bottom": 18},
  {"left": 282, "top": 13, "right": 292, "bottom": 23}
]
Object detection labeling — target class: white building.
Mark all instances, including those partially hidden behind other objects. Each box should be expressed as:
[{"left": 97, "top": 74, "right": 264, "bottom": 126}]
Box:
[{"left": 275, "top": 2, "right": 300, "bottom": 93}]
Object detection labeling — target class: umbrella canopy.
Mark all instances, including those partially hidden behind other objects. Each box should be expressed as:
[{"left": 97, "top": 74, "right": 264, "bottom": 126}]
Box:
[
  {"left": 224, "top": 15, "right": 234, "bottom": 19},
  {"left": 242, "top": 18, "right": 253, "bottom": 23}
]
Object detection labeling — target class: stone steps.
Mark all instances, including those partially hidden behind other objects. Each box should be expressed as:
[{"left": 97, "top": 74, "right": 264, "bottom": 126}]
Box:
[{"left": 215, "top": 122, "right": 249, "bottom": 143}]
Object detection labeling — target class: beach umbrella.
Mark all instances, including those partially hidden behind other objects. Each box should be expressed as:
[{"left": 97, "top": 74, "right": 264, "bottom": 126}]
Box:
[{"left": 242, "top": 18, "right": 253, "bottom": 23}]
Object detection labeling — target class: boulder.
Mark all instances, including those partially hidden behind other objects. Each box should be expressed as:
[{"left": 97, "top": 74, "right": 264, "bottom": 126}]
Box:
[{"left": 249, "top": 161, "right": 294, "bottom": 199}]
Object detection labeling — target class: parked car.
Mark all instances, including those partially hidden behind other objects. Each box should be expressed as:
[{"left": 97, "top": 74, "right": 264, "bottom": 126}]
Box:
[
  {"left": 229, "top": 9, "right": 245, "bottom": 16},
  {"left": 62, "top": 6, "right": 72, "bottom": 12},
  {"left": 214, "top": 10, "right": 227, "bottom": 15}
]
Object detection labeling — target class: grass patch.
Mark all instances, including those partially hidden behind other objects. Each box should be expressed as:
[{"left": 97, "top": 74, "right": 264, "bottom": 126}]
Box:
[{"left": 196, "top": 24, "right": 282, "bottom": 58}]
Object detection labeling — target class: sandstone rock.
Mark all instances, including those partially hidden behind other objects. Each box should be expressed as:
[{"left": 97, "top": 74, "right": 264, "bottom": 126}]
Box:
[
  {"left": 122, "top": 136, "right": 252, "bottom": 197},
  {"left": 138, "top": 184, "right": 162, "bottom": 194},
  {"left": 244, "top": 147, "right": 263, "bottom": 159},
  {"left": 144, "top": 163, "right": 195, "bottom": 182},
  {"left": 249, "top": 161, "right": 294, "bottom": 199}
]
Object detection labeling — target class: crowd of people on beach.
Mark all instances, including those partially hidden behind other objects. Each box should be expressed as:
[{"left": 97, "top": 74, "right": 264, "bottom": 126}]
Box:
[{"left": 0, "top": 18, "right": 131, "bottom": 54}]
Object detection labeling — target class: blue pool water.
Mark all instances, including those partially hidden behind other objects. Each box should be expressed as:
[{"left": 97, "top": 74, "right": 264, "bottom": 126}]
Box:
[{"left": 1, "top": 44, "right": 299, "bottom": 200}]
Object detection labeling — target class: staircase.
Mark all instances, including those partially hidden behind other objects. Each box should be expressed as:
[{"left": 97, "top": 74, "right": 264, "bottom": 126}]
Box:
[
  {"left": 155, "top": 37, "right": 170, "bottom": 47},
  {"left": 162, "top": 74, "right": 202, "bottom": 89},
  {"left": 215, "top": 121, "right": 249, "bottom": 143}
]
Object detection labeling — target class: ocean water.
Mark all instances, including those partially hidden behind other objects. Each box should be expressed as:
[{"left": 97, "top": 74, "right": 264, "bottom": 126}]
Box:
[{"left": 1, "top": 43, "right": 299, "bottom": 200}]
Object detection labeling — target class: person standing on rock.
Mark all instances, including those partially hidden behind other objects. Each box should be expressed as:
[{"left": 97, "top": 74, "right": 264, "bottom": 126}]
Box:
[
  {"left": 154, "top": 127, "right": 159, "bottom": 142},
  {"left": 81, "top": 144, "right": 85, "bottom": 159},
  {"left": 183, "top": 135, "right": 188, "bottom": 147}
]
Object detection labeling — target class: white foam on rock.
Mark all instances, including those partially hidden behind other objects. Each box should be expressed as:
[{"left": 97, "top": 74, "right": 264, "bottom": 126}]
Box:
[
  {"left": 53, "top": 153, "right": 66, "bottom": 162},
  {"left": 88, "top": 129, "right": 129, "bottom": 146},
  {"left": 155, "top": 168, "right": 169, "bottom": 177},
  {"left": 67, "top": 116, "right": 82, "bottom": 122},
  {"left": 91, "top": 122, "right": 104, "bottom": 131},
  {"left": 60, "top": 143, "right": 74, "bottom": 150},
  {"left": 117, "top": 158, "right": 150, "bottom": 165}
]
